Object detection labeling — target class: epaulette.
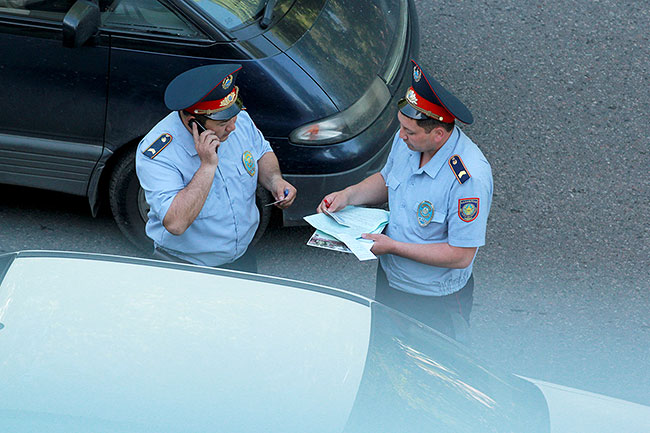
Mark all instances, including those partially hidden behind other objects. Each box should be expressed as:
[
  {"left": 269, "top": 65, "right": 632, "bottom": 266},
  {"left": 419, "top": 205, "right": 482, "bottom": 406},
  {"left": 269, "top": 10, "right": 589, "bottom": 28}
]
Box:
[
  {"left": 448, "top": 154, "right": 471, "bottom": 184},
  {"left": 142, "top": 133, "right": 172, "bottom": 159}
]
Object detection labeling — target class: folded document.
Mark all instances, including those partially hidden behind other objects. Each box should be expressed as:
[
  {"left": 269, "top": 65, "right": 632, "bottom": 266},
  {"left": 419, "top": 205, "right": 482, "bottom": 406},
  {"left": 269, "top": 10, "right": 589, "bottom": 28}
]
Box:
[{"left": 303, "top": 206, "right": 389, "bottom": 261}]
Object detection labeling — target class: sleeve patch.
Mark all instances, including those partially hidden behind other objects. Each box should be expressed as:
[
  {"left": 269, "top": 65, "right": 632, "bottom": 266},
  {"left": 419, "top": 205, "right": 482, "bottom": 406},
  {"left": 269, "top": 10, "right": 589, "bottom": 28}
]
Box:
[
  {"left": 142, "top": 133, "right": 173, "bottom": 159},
  {"left": 449, "top": 154, "right": 471, "bottom": 184},
  {"left": 458, "top": 198, "right": 479, "bottom": 222}
]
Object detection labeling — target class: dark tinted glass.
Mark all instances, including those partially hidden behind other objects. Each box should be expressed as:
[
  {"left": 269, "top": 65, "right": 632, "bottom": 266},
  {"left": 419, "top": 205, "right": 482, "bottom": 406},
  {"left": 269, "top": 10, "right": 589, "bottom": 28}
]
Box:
[
  {"left": 101, "top": 0, "right": 201, "bottom": 37},
  {"left": 343, "top": 302, "right": 551, "bottom": 432},
  {"left": 0, "top": 0, "right": 76, "bottom": 20}
]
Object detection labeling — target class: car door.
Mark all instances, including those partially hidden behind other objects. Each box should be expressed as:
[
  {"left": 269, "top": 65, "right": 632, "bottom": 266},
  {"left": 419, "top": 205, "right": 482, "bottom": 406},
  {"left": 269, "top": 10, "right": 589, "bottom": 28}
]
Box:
[
  {"left": 96, "top": 0, "right": 247, "bottom": 249},
  {"left": 99, "top": 0, "right": 227, "bottom": 152},
  {"left": 0, "top": 1, "right": 109, "bottom": 196}
]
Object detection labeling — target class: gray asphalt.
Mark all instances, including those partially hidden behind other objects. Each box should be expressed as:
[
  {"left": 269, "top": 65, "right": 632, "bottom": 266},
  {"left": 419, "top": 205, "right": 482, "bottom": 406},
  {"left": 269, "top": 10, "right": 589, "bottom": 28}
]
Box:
[
  {"left": 411, "top": 0, "right": 650, "bottom": 405},
  {"left": 1, "top": 0, "right": 648, "bottom": 406}
]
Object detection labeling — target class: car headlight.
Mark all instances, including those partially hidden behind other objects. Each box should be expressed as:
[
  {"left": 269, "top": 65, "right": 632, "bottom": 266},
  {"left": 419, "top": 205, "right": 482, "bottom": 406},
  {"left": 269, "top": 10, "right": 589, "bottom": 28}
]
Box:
[
  {"left": 289, "top": 76, "right": 391, "bottom": 146},
  {"left": 382, "top": 0, "right": 409, "bottom": 85}
]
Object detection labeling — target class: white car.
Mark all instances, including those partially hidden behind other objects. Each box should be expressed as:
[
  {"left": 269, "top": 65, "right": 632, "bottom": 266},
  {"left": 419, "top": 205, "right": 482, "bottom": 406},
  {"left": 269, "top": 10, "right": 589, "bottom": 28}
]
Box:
[{"left": 0, "top": 251, "right": 648, "bottom": 432}]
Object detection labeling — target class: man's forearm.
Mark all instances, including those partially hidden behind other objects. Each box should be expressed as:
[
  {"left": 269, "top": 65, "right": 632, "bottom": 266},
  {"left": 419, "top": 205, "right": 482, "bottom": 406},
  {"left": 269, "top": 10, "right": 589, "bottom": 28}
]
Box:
[
  {"left": 257, "top": 152, "right": 283, "bottom": 192},
  {"left": 346, "top": 172, "right": 389, "bottom": 207},
  {"left": 163, "top": 163, "right": 216, "bottom": 235},
  {"left": 391, "top": 241, "right": 477, "bottom": 269}
]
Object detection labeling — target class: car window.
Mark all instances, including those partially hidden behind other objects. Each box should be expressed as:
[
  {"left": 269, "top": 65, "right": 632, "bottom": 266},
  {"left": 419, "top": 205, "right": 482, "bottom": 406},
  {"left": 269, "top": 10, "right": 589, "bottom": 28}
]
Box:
[
  {"left": 189, "top": 0, "right": 292, "bottom": 31},
  {"left": 101, "top": 0, "right": 201, "bottom": 38},
  {"left": 0, "top": 0, "right": 76, "bottom": 20}
]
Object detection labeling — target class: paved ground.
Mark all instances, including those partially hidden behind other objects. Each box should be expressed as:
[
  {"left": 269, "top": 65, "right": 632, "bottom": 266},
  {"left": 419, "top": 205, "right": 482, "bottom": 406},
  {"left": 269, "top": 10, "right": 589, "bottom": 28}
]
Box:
[{"left": 411, "top": 0, "right": 650, "bottom": 405}]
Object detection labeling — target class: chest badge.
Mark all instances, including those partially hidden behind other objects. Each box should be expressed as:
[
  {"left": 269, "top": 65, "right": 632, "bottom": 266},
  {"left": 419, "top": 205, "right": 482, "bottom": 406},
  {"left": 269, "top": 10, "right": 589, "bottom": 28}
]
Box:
[
  {"left": 242, "top": 151, "right": 255, "bottom": 176},
  {"left": 458, "top": 198, "right": 479, "bottom": 222},
  {"left": 417, "top": 200, "right": 434, "bottom": 226}
]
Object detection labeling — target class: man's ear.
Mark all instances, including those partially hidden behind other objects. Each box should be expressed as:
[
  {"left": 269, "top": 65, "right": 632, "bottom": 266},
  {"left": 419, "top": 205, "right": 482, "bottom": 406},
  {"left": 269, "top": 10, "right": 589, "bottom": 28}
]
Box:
[{"left": 432, "top": 126, "right": 446, "bottom": 138}]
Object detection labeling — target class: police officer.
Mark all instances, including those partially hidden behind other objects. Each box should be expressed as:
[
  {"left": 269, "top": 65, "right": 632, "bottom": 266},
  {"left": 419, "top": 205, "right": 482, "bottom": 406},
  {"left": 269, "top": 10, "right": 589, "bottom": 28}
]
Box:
[
  {"left": 136, "top": 64, "right": 296, "bottom": 272},
  {"left": 318, "top": 60, "right": 492, "bottom": 341}
]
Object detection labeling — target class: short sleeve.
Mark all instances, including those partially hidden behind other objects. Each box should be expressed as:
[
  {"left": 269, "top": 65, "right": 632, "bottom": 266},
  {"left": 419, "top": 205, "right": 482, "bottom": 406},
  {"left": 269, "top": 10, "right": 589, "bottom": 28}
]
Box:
[
  {"left": 241, "top": 113, "right": 272, "bottom": 160},
  {"left": 380, "top": 131, "right": 401, "bottom": 183},
  {"left": 135, "top": 151, "right": 185, "bottom": 222},
  {"left": 447, "top": 167, "right": 493, "bottom": 248}
]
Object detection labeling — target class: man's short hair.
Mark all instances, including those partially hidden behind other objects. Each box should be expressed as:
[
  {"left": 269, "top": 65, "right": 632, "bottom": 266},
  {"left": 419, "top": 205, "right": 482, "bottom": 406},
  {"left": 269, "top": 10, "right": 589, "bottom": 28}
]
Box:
[{"left": 417, "top": 117, "right": 455, "bottom": 133}]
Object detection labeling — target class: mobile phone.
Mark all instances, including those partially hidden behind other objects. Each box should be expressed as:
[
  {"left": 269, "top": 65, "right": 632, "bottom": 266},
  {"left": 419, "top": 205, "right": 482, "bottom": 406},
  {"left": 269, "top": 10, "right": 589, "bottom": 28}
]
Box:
[{"left": 189, "top": 118, "right": 207, "bottom": 133}]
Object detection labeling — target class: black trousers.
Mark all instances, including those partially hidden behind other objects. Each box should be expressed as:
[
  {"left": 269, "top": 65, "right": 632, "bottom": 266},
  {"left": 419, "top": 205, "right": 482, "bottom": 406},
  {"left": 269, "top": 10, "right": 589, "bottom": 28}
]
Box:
[
  {"left": 152, "top": 246, "right": 258, "bottom": 273},
  {"left": 375, "top": 265, "right": 474, "bottom": 342}
]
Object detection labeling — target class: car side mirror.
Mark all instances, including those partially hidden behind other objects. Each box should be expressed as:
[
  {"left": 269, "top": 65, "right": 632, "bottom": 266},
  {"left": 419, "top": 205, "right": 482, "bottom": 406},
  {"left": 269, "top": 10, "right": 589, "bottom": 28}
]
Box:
[{"left": 62, "top": 0, "right": 100, "bottom": 48}]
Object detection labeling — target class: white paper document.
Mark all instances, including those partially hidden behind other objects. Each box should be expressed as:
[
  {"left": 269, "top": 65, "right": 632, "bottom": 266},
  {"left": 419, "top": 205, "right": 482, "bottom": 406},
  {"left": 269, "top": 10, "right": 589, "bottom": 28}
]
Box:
[{"left": 303, "top": 206, "right": 389, "bottom": 261}]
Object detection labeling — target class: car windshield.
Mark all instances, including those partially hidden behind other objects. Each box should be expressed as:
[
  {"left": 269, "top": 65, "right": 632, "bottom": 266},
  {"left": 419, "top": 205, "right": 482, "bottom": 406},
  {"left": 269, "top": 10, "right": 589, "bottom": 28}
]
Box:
[{"left": 190, "top": 0, "right": 271, "bottom": 30}]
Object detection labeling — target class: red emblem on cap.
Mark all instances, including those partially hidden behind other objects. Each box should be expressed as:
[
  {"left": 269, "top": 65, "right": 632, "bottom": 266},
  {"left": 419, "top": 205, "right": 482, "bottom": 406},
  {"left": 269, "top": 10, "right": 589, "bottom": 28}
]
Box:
[
  {"left": 187, "top": 87, "right": 239, "bottom": 115},
  {"left": 406, "top": 86, "right": 454, "bottom": 122}
]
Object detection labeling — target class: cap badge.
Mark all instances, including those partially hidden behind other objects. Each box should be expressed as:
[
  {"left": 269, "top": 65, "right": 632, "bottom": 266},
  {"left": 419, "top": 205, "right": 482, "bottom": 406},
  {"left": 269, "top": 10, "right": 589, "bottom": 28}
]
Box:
[
  {"left": 413, "top": 66, "right": 422, "bottom": 82},
  {"left": 222, "top": 74, "right": 233, "bottom": 90},
  {"left": 220, "top": 90, "right": 236, "bottom": 107},
  {"left": 417, "top": 200, "right": 434, "bottom": 227},
  {"left": 458, "top": 198, "right": 479, "bottom": 222},
  {"left": 242, "top": 150, "right": 255, "bottom": 176},
  {"left": 406, "top": 88, "right": 418, "bottom": 105}
]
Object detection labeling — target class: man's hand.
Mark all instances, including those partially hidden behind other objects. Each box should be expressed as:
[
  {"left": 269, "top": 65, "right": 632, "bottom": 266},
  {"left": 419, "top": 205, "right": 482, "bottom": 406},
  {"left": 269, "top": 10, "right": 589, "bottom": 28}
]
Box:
[
  {"left": 192, "top": 122, "right": 220, "bottom": 166},
  {"left": 317, "top": 173, "right": 388, "bottom": 214},
  {"left": 361, "top": 233, "right": 395, "bottom": 256},
  {"left": 271, "top": 180, "right": 297, "bottom": 209},
  {"left": 317, "top": 190, "right": 349, "bottom": 213}
]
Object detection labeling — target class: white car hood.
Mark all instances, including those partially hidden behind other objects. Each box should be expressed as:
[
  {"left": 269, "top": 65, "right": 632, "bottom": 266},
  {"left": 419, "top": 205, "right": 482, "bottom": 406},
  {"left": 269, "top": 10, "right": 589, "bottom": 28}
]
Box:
[{"left": 523, "top": 377, "right": 650, "bottom": 433}]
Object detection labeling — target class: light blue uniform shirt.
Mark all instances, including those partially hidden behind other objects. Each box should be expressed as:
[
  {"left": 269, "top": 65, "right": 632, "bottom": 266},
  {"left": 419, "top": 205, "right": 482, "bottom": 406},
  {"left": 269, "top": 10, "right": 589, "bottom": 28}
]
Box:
[
  {"left": 135, "top": 111, "right": 272, "bottom": 266},
  {"left": 379, "top": 127, "right": 493, "bottom": 296}
]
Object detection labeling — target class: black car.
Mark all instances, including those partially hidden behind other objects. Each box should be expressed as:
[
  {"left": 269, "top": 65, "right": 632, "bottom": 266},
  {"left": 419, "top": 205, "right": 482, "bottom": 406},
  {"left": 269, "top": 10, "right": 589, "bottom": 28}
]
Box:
[{"left": 0, "top": 0, "right": 419, "bottom": 250}]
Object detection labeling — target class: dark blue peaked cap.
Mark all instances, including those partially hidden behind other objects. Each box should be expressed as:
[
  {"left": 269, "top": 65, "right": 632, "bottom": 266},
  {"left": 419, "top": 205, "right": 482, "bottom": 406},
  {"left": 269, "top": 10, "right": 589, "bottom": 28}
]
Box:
[
  {"left": 400, "top": 60, "right": 473, "bottom": 124},
  {"left": 164, "top": 64, "right": 243, "bottom": 120}
]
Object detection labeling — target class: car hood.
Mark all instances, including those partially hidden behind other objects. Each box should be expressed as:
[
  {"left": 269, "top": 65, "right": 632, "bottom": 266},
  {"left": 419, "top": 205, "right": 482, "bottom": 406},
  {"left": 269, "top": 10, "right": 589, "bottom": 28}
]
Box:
[
  {"left": 524, "top": 377, "right": 650, "bottom": 433},
  {"left": 1, "top": 251, "right": 550, "bottom": 432},
  {"left": 266, "top": 0, "right": 405, "bottom": 109}
]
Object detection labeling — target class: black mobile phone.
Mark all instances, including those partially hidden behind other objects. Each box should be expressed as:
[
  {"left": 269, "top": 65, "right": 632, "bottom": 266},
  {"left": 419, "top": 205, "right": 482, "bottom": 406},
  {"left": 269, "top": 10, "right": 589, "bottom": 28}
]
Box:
[{"left": 189, "top": 118, "right": 207, "bottom": 133}]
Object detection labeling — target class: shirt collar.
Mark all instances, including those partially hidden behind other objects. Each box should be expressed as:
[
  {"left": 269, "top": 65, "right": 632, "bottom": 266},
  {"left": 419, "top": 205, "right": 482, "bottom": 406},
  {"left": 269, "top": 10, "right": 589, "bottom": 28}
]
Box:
[{"left": 418, "top": 126, "right": 460, "bottom": 179}]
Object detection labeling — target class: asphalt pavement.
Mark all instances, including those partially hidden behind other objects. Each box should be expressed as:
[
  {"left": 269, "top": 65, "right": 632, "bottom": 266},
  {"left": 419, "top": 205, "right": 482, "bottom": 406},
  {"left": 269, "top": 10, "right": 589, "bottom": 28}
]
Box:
[
  {"left": 0, "top": 0, "right": 648, "bottom": 406},
  {"left": 410, "top": 0, "right": 650, "bottom": 405}
]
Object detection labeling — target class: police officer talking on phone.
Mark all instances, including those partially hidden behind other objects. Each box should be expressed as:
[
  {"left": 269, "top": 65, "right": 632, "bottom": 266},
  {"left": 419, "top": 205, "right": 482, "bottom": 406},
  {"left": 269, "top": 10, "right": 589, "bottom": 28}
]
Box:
[
  {"left": 136, "top": 64, "right": 296, "bottom": 272},
  {"left": 318, "top": 60, "right": 493, "bottom": 342}
]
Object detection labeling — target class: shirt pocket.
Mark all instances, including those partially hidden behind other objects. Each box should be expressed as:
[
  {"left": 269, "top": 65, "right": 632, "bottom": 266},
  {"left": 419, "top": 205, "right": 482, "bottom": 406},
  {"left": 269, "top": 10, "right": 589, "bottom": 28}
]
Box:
[
  {"left": 236, "top": 157, "right": 258, "bottom": 198},
  {"left": 386, "top": 172, "right": 401, "bottom": 190},
  {"left": 196, "top": 185, "right": 223, "bottom": 219},
  {"left": 411, "top": 199, "right": 447, "bottom": 240}
]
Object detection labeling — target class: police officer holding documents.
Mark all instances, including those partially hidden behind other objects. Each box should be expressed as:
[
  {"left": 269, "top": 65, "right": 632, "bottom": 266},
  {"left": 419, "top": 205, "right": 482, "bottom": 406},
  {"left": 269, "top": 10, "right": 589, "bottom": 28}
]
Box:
[
  {"left": 319, "top": 60, "right": 493, "bottom": 341},
  {"left": 136, "top": 64, "right": 296, "bottom": 272}
]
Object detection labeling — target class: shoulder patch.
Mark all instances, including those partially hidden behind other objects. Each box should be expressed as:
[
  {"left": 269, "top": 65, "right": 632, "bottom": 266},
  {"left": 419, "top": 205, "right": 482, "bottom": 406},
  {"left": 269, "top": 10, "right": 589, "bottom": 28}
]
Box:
[
  {"left": 142, "top": 133, "right": 173, "bottom": 159},
  {"left": 458, "top": 198, "right": 479, "bottom": 222},
  {"left": 448, "top": 154, "right": 471, "bottom": 184}
]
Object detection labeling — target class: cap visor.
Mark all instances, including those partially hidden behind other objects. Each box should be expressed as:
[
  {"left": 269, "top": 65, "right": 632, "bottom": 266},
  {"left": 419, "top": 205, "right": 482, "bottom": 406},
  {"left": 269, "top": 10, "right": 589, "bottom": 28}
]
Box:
[
  {"left": 399, "top": 101, "right": 431, "bottom": 120},
  {"left": 205, "top": 99, "right": 243, "bottom": 121}
]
